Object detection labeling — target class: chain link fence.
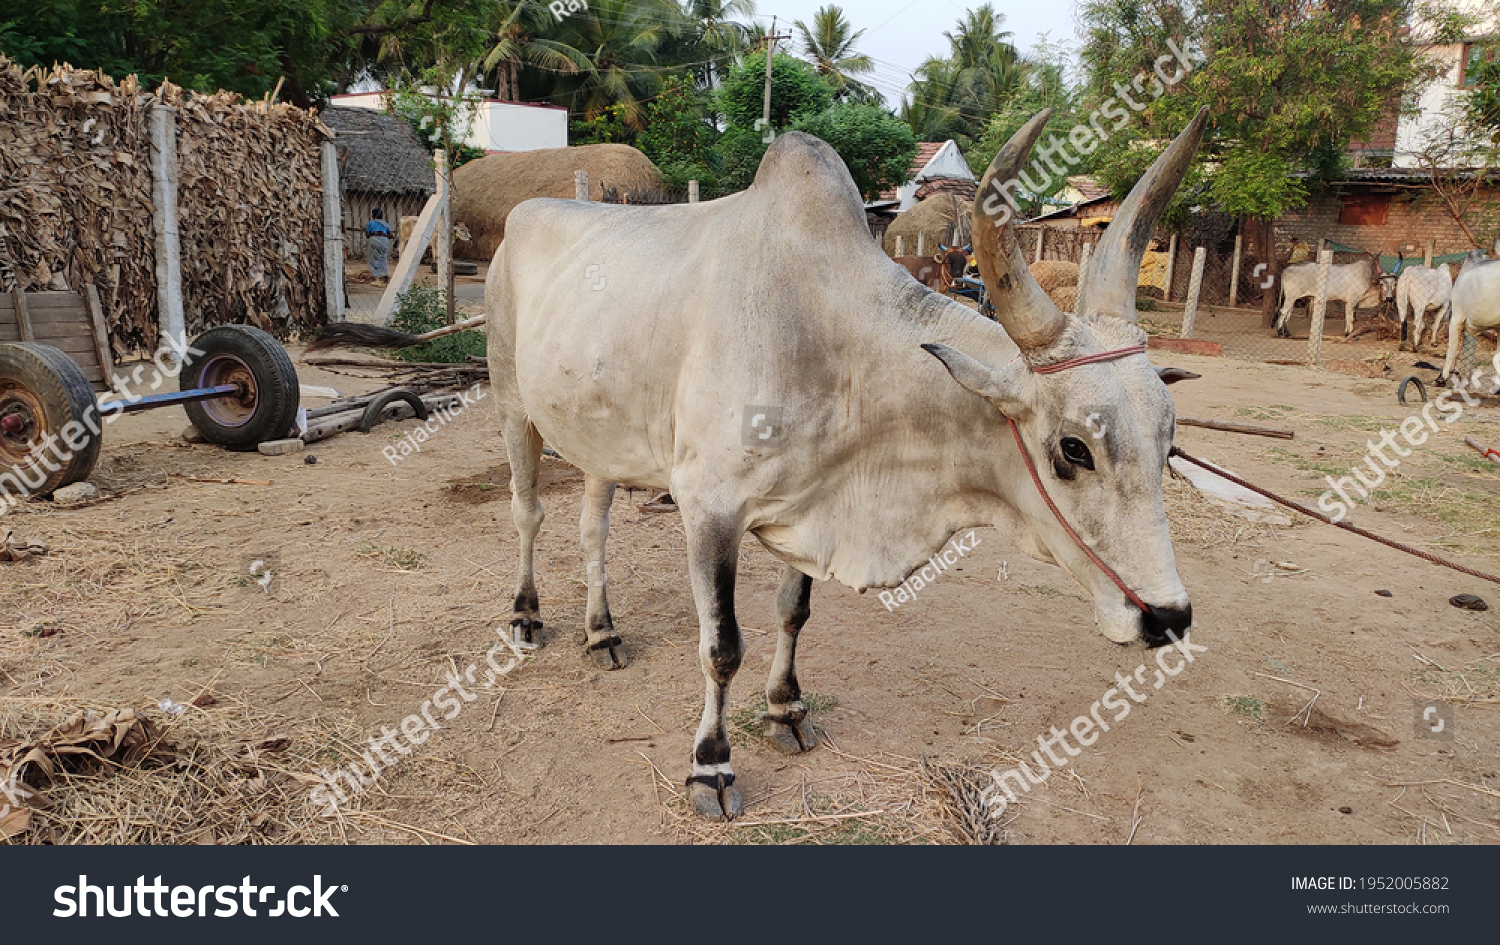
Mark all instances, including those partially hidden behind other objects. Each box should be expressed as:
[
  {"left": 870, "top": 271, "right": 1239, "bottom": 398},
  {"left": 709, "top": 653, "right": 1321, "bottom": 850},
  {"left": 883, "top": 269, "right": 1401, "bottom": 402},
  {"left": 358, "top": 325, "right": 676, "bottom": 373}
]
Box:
[{"left": 1013, "top": 226, "right": 1495, "bottom": 382}]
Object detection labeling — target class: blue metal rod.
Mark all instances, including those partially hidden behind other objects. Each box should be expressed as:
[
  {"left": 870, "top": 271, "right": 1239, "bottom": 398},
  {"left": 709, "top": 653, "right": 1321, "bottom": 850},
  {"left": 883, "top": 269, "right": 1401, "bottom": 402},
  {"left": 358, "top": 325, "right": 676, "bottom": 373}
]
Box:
[{"left": 100, "top": 383, "right": 241, "bottom": 414}]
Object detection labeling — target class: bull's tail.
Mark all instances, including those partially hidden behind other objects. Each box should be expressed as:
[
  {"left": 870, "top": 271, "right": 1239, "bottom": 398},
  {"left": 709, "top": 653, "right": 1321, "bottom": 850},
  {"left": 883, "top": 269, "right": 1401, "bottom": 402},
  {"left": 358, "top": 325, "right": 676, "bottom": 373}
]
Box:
[{"left": 304, "top": 323, "right": 423, "bottom": 354}]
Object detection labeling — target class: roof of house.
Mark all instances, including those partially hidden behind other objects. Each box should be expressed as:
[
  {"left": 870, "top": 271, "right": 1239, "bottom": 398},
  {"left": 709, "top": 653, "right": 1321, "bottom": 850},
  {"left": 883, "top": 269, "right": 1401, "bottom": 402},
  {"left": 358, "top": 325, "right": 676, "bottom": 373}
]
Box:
[
  {"left": 1021, "top": 194, "right": 1114, "bottom": 224},
  {"left": 915, "top": 177, "right": 977, "bottom": 202},
  {"left": 909, "top": 142, "right": 946, "bottom": 180},
  {"left": 1066, "top": 175, "right": 1109, "bottom": 201},
  {"left": 320, "top": 106, "right": 436, "bottom": 197}
]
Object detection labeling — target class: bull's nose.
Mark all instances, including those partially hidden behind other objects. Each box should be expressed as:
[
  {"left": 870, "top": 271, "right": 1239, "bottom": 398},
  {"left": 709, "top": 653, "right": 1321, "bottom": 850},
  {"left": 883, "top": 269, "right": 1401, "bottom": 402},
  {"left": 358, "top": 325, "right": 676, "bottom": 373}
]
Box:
[{"left": 1141, "top": 603, "right": 1192, "bottom": 647}]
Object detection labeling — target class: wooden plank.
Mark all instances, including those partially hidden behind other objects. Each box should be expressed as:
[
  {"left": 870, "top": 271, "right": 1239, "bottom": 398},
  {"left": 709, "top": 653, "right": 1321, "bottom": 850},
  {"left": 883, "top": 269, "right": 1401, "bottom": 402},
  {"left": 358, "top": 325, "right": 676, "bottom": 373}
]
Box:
[
  {"left": 84, "top": 283, "right": 113, "bottom": 384},
  {"left": 11, "top": 290, "right": 34, "bottom": 342},
  {"left": 0, "top": 323, "right": 19, "bottom": 343},
  {"left": 22, "top": 293, "right": 92, "bottom": 312},
  {"left": 1177, "top": 417, "right": 1295, "bottom": 440}
]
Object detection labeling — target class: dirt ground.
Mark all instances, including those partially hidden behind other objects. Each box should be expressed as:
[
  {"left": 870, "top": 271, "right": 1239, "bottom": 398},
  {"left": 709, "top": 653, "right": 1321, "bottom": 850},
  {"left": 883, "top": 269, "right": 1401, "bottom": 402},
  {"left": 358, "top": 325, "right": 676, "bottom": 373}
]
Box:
[{"left": 2, "top": 347, "right": 1497, "bottom": 845}]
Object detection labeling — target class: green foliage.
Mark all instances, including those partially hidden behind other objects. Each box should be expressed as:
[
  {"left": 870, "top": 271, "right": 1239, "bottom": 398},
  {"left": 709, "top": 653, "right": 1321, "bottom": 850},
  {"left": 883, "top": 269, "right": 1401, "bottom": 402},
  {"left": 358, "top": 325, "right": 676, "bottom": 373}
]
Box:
[
  {"left": 1079, "top": 0, "right": 1418, "bottom": 225},
  {"left": 1464, "top": 55, "right": 1500, "bottom": 142},
  {"left": 637, "top": 75, "right": 723, "bottom": 193},
  {"left": 390, "top": 285, "right": 485, "bottom": 363},
  {"left": 717, "top": 51, "right": 833, "bottom": 130},
  {"left": 790, "top": 103, "right": 917, "bottom": 200},
  {"left": 903, "top": 4, "right": 1024, "bottom": 152},
  {"left": 794, "top": 4, "right": 878, "bottom": 103},
  {"left": 569, "top": 103, "right": 639, "bottom": 146},
  {"left": 965, "top": 39, "right": 1084, "bottom": 185}
]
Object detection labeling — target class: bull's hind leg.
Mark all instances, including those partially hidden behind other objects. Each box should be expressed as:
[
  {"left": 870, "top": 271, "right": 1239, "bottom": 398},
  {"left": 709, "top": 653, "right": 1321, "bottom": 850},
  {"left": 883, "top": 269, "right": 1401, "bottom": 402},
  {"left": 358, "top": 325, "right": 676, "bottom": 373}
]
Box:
[
  {"left": 682, "top": 514, "right": 745, "bottom": 821},
  {"left": 579, "top": 475, "right": 625, "bottom": 669},
  {"left": 763, "top": 565, "right": 817, "bottom": 754},
  {"left": 506, "top": 419, "right": 545, "bottom": 646}
]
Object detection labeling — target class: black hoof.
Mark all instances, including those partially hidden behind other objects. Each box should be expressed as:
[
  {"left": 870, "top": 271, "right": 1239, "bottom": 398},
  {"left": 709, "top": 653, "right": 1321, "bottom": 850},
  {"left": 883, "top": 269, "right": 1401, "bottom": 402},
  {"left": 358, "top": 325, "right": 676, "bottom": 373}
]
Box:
[
  {"left": 687, "top": 773, "right": 741, "bottom": 821},
  {"left": 511, "top": 617, "right": 543, "bottom": 647},
  {"left": 763, "top": 716, "right": 817, "bottom": 754},
  {"left": 584, "top": 633, "right": 627, "bottom": 670}
]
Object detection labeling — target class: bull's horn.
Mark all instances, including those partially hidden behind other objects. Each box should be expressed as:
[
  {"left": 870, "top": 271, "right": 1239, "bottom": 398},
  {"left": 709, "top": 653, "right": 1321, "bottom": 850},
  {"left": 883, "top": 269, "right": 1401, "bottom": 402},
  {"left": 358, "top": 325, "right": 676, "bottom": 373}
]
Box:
[
  {"left": 971, "top": 109, "right": 1068, "bottom": 355},
  {"left": 1074, "top": 107, "right": 1209, "bottom": 324}
]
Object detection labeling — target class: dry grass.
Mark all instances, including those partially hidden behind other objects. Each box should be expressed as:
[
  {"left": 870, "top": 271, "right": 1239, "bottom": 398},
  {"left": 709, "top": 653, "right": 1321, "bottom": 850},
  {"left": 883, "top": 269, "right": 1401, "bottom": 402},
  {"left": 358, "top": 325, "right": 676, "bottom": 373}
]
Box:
[
  {"left": 0, "top": 697, "right": 351, "bottom": 844},
  {"left": 1162, "top": 467, "right": 1308, "bottom": 550}
]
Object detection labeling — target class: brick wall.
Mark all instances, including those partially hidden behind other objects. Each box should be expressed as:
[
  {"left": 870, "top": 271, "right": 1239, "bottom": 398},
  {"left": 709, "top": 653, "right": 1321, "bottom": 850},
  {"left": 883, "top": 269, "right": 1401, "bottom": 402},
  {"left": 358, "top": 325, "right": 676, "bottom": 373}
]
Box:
[{"left": 1275, "top": 187, "right": 1500, "bottom": 259}]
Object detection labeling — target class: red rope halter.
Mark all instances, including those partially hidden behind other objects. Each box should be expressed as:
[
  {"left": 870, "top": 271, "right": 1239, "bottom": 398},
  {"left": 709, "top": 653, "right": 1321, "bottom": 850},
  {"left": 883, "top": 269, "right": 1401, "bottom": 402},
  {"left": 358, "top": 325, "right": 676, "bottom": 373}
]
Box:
[{"left": 1009, "top": 345, "right": 1153, "bottom": 614}]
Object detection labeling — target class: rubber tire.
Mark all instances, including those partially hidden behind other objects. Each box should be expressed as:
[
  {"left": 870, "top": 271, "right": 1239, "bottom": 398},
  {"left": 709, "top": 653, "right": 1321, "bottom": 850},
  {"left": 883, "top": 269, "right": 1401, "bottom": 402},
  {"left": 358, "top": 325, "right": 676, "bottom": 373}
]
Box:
[
  {"left": 358, "top": 388, "right": 427, "bottom": 433},
  {"left": 0, "top": 343, "right": 102, "bottom": 496},
  {"left": 181, "top": 325, "right": 300, "bottom": 450},
  {"left": 1397, "top": 375, "right": 1427, "bottom": 406}
]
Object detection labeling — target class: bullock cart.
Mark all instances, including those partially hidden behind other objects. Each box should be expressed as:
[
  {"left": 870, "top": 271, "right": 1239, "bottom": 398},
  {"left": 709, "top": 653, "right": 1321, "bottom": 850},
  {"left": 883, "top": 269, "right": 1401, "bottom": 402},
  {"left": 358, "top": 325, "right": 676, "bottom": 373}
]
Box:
[{"left": 0, "top": 312, "right": 300, "bottom": 495}]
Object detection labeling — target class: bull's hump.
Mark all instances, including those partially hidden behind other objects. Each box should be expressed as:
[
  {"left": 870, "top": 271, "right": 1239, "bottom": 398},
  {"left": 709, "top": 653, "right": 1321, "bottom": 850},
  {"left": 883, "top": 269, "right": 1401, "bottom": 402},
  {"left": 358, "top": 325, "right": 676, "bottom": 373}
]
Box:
[{"left": 751, "top": 132, "right": 867, "bottom": 225}]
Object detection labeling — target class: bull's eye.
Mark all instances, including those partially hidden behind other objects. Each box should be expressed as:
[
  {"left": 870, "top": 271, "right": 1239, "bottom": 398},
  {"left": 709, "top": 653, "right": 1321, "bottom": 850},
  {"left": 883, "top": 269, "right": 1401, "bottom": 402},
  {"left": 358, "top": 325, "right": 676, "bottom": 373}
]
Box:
[{"left": 1060, "top": 437, "right": 1094, "bottom": 470}]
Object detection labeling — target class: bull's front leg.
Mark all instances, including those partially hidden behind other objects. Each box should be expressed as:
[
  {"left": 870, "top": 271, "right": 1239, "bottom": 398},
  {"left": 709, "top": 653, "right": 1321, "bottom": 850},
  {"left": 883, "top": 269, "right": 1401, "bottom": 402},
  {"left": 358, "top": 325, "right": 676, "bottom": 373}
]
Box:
[
  {"left": 763, "top": 565, "right": 817, "bottom": 754},
  {"left": 681, "top": 512, "right": 745, "bottom": 821}
]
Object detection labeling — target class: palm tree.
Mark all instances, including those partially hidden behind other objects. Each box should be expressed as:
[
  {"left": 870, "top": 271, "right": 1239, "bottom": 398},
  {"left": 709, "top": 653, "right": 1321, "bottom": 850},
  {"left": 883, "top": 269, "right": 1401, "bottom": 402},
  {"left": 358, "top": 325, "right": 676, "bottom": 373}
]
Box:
[
  {"left": 547, "top": 0, "right": 686, "bottom": 129},
  {"left": 794, "top": 4, "right": 876, "bottom": 102},
  {"left": 676, "top": 0, "right": 758, "bottom": 87},
  {"left": 903, "top": 4, "right": 1022, "bottom": 146},
  {"left": 481, "top": 2, "right": 589, "bottom": 102}
]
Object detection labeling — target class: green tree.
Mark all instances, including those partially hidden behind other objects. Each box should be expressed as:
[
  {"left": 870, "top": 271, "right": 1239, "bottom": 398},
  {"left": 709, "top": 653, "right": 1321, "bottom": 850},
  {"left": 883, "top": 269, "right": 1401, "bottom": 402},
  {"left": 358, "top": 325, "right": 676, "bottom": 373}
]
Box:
[
  {"left": 716, "top": 50, "right": 832, "bottom": 129},
  {"left": 542, "top": 0, "right": 686, "bottom": 129},
  {"left": 480, "top": 1, "right": 588, "bottom": 102},
  {"left": 638, "top": 74, "right": 723, "bottom": 191},
  {"left": 794, "top": 5, "right": 877, "bottom": 103},
  {"left": 965, "top": 38, "right": 1082, "bottom": 185},
  {"left": 790, "top": 102, "right": 917, "bottom": 199},
  {"left": 902, "top": 4, "right": 1023, "bottom": 151},
  {"left": 1079, "top": 0, "right": 1419, "bottom": 303}
]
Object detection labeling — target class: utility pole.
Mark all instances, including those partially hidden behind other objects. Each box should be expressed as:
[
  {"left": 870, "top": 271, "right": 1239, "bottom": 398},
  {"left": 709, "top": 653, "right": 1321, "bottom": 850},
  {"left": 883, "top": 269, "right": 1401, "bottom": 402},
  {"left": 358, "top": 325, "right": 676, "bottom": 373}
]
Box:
[{"left": 759, "top": 17, "right": 793, "bottom": 141}]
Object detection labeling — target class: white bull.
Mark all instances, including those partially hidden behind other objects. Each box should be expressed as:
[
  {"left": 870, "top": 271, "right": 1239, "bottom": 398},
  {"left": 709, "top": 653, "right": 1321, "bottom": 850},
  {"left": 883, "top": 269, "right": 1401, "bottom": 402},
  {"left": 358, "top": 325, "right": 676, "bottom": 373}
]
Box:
[
  {"left": 305, "top": 110, "right": 1207, "bottom": 821},
  {"left": 1274, "top": 258, "right": 1388, "bottom": 338},
  {"left": 1441, "top": 243, "right": 1500, "bottom": 386},
  {"left": 1394, "top": 259, "right": 1453, "bottom": 351}
]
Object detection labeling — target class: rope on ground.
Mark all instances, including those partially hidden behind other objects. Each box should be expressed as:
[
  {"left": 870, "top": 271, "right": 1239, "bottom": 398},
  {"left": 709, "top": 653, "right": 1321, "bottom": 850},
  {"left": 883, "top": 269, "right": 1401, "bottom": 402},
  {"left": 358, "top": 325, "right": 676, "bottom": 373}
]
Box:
[{"left": 1168, "top": 446, "right": 1500, "bottom": 587}]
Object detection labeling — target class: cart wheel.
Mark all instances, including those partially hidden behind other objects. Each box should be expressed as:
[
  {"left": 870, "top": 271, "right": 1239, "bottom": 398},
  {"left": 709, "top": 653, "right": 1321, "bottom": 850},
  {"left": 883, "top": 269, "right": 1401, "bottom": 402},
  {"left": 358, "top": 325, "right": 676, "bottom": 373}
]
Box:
[
  {"left": 1397, "top": 375, "right": 1427, "bottom": 406},
  {"left": 181, "top": 326, "right": 300, "bottom": 450},
  {"left": 0, "top": 343, "right": 102, "bottom": 497}
]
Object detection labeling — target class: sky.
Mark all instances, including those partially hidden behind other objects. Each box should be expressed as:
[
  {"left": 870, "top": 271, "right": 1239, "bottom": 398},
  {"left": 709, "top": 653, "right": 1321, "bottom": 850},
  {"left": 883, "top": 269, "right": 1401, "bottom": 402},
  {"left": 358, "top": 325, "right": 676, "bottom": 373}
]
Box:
[{"left": 747, "top": 0, "right": 1082, "bottom": 107}]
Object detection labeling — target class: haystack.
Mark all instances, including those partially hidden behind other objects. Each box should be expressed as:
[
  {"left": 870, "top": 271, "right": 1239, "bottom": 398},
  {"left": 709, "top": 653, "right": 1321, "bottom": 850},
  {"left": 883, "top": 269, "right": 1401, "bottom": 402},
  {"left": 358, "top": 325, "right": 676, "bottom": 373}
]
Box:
[
  {"left": 452, "top": 144, "right": 663, "bottom": 261},
  {"left": 882, "top": 194, "right": 972, "bottom": 257},
  {"left": 1030, "top": 260, "right": 1079, "bottom": 293}
]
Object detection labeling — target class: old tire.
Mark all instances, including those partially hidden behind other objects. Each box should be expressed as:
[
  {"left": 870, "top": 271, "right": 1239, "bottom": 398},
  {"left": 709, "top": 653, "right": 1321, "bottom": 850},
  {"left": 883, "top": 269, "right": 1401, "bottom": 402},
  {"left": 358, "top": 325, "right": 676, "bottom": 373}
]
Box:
[
  {"left": 0, "top": 343, "right": 102, "bottom": 497},
  {"left": 1397, "top": 375, "right": 1427, "bottom": 406},
  {"left": 181, "top": 326, "right": 300, "bottom": 450}
]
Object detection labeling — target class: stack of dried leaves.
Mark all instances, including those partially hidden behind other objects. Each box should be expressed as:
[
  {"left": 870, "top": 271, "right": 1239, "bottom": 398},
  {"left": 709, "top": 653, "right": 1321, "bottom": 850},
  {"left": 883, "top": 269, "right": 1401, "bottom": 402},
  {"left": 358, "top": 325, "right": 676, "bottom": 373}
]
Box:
[
  {"left": 0, "top": 57, "right": 331, "bottom": 352},
  {"left": 0, "top": 703, "right": 343, "bottom": 845},
  {"left": 164, "top": 83, "right": 329, "bottom": 339},
  {"left": 0, "top": 59, "right": 158, "bottom": 354}
]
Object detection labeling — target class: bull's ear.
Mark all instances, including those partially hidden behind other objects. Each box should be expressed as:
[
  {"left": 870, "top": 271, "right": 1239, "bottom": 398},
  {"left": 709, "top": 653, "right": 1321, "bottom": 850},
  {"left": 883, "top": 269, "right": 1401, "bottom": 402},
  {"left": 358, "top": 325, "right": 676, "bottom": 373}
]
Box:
[
  {"left": 921, "top": 343, "right": 1030, "bottom": 416},
  {"left": 1156, "top": 366, "right": 1201, "bottom": 385}
]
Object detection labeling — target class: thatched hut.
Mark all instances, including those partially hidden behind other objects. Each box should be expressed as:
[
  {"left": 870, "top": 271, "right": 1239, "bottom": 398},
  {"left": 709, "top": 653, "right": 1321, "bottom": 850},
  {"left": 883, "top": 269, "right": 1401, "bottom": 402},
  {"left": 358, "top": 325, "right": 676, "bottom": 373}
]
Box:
[
  {"left": 321, "top": 106, "right": 434, "bottom": 260},
  {"left": 882, "top": 193, "right": 972, "bottom": 257},
  {"left": 452, "top": 144, "right": 662, "bottom": 261}
]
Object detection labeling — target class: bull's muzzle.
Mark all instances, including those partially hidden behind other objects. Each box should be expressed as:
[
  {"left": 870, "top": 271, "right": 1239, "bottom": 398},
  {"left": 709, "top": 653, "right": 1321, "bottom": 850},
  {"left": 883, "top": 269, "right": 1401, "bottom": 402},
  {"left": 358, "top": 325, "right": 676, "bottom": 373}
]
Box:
[{"left": 1140, "top": 602, "right": 1193, "bottom": 647}]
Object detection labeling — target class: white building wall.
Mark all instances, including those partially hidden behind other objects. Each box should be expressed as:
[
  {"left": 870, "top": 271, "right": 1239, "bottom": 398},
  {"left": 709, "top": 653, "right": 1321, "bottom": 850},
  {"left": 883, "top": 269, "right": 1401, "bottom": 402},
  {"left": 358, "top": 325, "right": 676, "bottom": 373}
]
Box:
[
  {"left": 1394, "top": 0, "right": 1500, "bottom": 167},
  {"left": 328, "top": 92, "right": 567, "bottom": 154}
]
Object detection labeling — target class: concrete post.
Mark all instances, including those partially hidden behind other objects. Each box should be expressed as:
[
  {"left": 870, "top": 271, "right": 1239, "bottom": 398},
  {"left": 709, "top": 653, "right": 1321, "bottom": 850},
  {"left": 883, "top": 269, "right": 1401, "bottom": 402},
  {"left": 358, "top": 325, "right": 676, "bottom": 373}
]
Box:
[
  {"left": 688, "top": 180, "right": 699, "bottom": 203},
  {"left": 320, "top": 139, "right": 345, "bottom": 323},
  {"left": 1308, "top": 249, "right": 1333, "bottom": 364},
  {"left": 895, "top": 235, "right": 905, "bottom": 256},
  {"left": 1163, "top": 233, "right": 1178, "bottom": 301},
  {"left": 1078, "top": 241, "right": 1093, "bottom": 286},
  {"left": 575, "top": 170, "right": 589, "bottom": 201},
  {"left": 1424, "top": 239, "right": 1434, "bottom": 268},
  {"left": 434, "top": 149, "right": 451, "bottom": 323},
  {"left": 149, "top": 104, "right": 185, "bottom": 360},
  {"left": 1229, "top": 233, "right": 1242, "bottom": 307},
  {"left": 1034, "top": 228, "right": 1044, "bottom": 264},
  {"left": 1180, "top": 246, "right": 1207, "bottom": 338},
  {"left": 917, "top": 231, "right": 926, "bottom": 257}
]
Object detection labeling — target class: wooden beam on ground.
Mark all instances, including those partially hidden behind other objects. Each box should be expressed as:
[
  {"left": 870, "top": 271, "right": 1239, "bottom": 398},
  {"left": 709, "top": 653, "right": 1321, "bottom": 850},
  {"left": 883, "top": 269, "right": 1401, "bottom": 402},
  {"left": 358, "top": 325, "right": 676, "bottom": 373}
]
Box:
[{"left": 1177, "top": 417, "right": 1295, "bottom": 439}]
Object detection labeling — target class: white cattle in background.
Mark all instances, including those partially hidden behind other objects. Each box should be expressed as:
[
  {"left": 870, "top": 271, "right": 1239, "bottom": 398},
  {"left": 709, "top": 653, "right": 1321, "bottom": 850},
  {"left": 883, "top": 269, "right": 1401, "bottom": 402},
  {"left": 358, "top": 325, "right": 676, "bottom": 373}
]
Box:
[
  {"left": 1274, "top": 258, "right": 1391, "bottom": 338},
  {"left": 1394, "top": 259, "right": 1453, "bottom": 351},
  {"left": 1441, "top": 241, "right": 1500, "bottom": 386}
]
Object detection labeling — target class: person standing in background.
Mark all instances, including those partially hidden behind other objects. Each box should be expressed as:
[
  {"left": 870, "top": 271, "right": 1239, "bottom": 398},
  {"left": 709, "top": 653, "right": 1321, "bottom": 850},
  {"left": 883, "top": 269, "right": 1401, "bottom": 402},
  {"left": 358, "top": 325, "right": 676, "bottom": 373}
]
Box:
[{"left": 366, "top": 208, "right": 394, "bottom": 285}]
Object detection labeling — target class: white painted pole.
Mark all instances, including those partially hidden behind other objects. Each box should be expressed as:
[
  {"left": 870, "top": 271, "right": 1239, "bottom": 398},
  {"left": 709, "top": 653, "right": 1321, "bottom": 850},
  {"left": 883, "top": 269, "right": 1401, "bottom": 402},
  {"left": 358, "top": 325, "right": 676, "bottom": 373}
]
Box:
[
  {"left": 149, "top": 104, "right": 185, "bottom": 361},
  {"left": 1180, "top": 246, "right": 1207, "bottom": 338},
  {"left": 320, "top": 139, "right": 345, "bottom": 323},
  {"left": 433, "top": 149, "right": 451, "bottom": 323},
  {"left": 895, "top": 235, "right": 905, "bottom": 256},
  {"left": 1034, "top": 228, "right": 1044, "bottom": 264},
  {"left": 1078, "top": 241, "right": 1093, "bottom": 285},
  {"left": 575, "top": 170, "right": 589, "bottom": 201},
  {"left": 1424, "top": 239, "right": 1434, "bottom": 268},
  {"left": 1229, "top": 233, "right": 1242, "bottom": 307},
  {"left": 1163, "top": 233, "right": 1178, "bottom": 301},
  {"left": 1308, "top": 248, "right": 1333, "bottom": 364},
  {"left": 917, "top": 231, "right": 926, "bottom": 257},
  {"left": 688, "top": 180, "right": 699, "bottom": 203}
]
